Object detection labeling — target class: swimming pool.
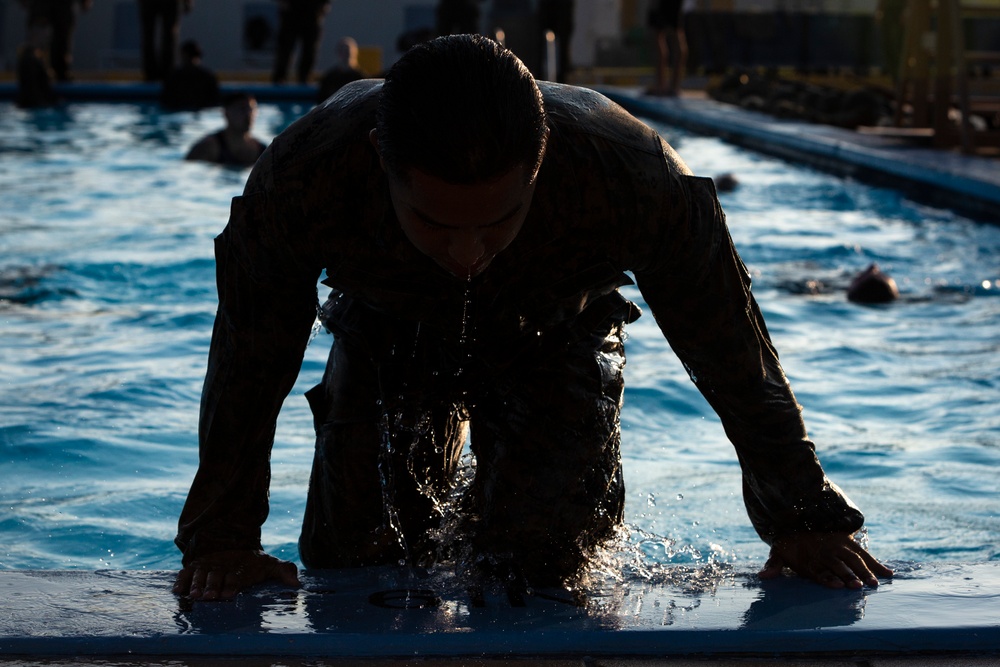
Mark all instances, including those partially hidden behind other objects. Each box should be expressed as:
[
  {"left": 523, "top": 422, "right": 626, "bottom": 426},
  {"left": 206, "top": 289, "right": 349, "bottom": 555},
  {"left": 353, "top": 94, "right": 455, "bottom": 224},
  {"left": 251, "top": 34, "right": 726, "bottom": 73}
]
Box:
[{"left": 0, "top": 102, "right": 997, "bottom": 578}]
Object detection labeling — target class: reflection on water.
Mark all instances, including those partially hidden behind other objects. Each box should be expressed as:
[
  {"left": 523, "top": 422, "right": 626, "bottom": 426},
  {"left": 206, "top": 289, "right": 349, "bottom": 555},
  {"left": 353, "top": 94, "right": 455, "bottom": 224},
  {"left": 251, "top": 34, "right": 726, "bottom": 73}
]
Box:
[
  {"left": 0, "top": 102, "right": 997, "bottom": 579},
  {"left": 1, "top": 564, "right": 997, "bottom": 663}
]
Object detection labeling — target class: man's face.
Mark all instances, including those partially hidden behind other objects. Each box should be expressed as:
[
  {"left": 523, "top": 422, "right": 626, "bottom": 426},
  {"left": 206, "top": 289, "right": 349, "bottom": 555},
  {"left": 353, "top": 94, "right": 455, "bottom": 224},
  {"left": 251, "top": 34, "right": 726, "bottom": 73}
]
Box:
[
  {"left": 386, "top": 165, "right": 538, "bottom": 279},
  {"left": 224, "top": 98, "right": 257, "bottom": 134}
]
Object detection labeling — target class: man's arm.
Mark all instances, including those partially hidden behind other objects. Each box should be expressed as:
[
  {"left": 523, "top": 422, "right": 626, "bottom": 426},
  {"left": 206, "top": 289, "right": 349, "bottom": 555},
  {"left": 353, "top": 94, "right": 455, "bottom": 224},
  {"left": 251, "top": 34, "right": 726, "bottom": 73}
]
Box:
[
  {"left": 174, "top": 179, "right": 321, "bottom": 598},
  {"left": 634, "top": 174, "right": 891, "bottom": 587}
]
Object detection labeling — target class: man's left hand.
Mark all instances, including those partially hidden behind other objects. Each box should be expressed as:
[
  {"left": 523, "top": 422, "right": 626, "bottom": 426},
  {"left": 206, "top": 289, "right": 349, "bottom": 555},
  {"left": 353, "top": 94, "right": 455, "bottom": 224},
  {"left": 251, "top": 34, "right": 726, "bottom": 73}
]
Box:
[{"left": 758, "top": 532, "right": 893, "bottom": 589}]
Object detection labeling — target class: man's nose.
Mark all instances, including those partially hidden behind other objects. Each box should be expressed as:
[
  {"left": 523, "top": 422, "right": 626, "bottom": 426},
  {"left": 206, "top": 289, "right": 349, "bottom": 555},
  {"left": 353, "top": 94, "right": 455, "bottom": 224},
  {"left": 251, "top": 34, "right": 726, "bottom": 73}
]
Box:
[{"left": 448, "top": 233, "right": 485, "bottom": 268}]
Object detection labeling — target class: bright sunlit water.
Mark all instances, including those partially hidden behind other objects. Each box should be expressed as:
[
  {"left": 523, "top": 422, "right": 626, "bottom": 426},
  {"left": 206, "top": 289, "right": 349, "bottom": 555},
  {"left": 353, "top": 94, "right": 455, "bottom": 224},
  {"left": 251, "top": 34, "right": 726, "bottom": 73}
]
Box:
[{"left": 0, "top": 102, "right": 997, "bottom": 574}]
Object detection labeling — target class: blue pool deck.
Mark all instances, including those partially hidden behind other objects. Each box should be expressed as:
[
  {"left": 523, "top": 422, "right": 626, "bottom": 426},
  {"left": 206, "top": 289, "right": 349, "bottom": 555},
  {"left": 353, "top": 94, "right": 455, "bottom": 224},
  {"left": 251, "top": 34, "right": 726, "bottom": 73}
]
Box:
[{"left": 0, "top": 562, "right": 998, "bottom": 665}]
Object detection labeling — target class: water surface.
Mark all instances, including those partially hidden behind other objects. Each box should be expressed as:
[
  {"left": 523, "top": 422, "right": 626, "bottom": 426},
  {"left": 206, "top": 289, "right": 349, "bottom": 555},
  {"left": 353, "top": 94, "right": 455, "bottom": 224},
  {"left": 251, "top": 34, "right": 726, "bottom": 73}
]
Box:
[{"left": 0, "top": 103, "right": 996, "bottom": 574}]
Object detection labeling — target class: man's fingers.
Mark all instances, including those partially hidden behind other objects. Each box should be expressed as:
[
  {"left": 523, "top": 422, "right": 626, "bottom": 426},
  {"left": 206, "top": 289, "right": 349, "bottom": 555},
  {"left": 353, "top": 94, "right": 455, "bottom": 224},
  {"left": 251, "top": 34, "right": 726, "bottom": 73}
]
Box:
[
  {"left": 757, "top": 555, "right": 785, "bottom": 580},
  {"left": 815, "top": 568, "right": 847, "bottom": 589},
  {"left": 172, "top": 567, "right": 194, "bottom": 595},
  {"left": 174, "top": 552, "right": 301, "bottom": 601},
  {"left": 201, "top": 568, "right": 231, "bottom": 600},
  {"left": 176, "top": 563, "right": 230, "bottom": 599},
  {"left": 827, "top": 556, "right": 864, "bottom": 589},
  {"left": 764, "top": 533, "right": 893, "bottom": 589},
  {"left": 840, "top": 547, "right": 880, "bottom": 587},
  {"left": 272, "top": 559, "right": 301, "bottom": 588},
  {"left": 861, "top": 549, "right": 894, "bottom": 579},
  {"left": 189, "top": 566, "right": 210, "bottom": 598},
  {"left": 814, "top": 544, "right": 888, "bottom": 589},
  {"left": 219, "top": 570, "right": 245, "bottom": 600}
]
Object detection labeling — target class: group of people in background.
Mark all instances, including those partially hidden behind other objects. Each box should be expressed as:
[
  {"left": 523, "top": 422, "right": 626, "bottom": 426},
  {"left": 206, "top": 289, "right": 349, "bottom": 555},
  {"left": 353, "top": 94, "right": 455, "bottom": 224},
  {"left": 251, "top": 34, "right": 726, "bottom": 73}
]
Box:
[
  {"left": 14, "top": 0, "right": 694, "bottom": 164},
  {"left": 15, "top": 0, "right": 91, "bottom": 108},
  {"left": 14, "top": 0, "right": 341, "bottom": 107},
  {"left": 15, "top": 0, "right": 663, "bottom": 102},
  {"left": 16, "top": 0, "right": 92, "bottom": 84}
]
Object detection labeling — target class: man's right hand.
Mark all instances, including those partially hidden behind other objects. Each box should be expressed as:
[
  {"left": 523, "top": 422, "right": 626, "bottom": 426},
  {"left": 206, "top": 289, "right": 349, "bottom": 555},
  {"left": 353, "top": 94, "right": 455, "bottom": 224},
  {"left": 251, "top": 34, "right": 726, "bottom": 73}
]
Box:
[{"left": 173, "top": 549, "right": 300, "bottom": 600}]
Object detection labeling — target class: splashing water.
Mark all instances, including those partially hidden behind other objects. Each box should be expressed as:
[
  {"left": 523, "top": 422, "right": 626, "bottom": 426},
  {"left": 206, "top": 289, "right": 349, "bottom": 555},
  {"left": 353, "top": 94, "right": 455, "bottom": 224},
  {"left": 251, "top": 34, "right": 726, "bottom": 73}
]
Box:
[
  {"left": 582, "top": 525, "right": 737, "bottom": 595},
  {"left": 372, "top": 281, "right": 479, "bottom": 567}
]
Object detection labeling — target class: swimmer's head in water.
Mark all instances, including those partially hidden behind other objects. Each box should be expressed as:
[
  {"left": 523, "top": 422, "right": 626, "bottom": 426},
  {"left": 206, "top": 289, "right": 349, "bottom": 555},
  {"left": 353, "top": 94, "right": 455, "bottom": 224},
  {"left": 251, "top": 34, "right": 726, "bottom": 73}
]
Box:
[
  {"left": 847, "top": 263, "right": 899, "bottom": 303},
  {"left": 713, "top": 172, "right": 739, "bottom": 193}
]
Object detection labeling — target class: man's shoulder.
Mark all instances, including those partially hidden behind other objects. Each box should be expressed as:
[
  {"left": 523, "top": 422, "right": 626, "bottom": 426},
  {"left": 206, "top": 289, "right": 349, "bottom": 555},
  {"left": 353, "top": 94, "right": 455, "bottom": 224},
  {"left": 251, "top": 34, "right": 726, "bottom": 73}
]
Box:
[
  {"left": 539, "top": 82, "right": 619, "bottom": 116},
  {"left": 185, "top": 131, "right": 222, "bottom": 162},
  {"left": 539, "top": 82, "right": 661, "bottom": 155},
  {"left": 268, "top": 79, "right": 381, "bottom": 171}
]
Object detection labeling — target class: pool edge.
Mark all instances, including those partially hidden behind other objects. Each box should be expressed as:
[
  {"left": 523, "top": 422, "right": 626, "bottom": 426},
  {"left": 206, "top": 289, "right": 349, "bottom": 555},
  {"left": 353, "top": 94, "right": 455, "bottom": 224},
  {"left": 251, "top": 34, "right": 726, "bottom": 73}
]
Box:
[
  {"left": 599, "top": 87, "right": 1000, "bottom": 223},
  {"left": 1, "top": 564, "right": 998, "bottom": 662}
]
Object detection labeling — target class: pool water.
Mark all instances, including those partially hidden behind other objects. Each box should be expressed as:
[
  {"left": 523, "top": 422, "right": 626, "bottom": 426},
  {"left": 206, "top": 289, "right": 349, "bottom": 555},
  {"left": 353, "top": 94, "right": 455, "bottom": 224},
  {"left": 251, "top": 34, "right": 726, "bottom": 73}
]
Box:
[{"left": 0, "top": 103, "right": 997, "bottom": 574}]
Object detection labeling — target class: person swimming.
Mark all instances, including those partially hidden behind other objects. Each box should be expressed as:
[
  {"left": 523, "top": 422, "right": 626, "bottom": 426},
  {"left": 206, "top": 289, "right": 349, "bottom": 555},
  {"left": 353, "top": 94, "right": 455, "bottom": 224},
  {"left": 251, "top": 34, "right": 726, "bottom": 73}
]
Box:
[
  {"left": 184, "top": 92, "right": 267, "bottom": 167},
  {"left": 713, "top": 172, "right": 739, "bottom": 193},
  {"left": 847, "top": 263, "right": 900, "bottom": 304}
]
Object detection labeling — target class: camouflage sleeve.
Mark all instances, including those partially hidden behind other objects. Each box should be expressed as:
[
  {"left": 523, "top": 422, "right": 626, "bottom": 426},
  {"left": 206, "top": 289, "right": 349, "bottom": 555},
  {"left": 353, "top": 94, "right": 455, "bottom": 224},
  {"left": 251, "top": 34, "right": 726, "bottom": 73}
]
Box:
[
  {"left": 633, "top": 174, "right": 864, "bottom": 544},
  {"left": 175, "top": 175, "right": 322, "bottom": 563}
]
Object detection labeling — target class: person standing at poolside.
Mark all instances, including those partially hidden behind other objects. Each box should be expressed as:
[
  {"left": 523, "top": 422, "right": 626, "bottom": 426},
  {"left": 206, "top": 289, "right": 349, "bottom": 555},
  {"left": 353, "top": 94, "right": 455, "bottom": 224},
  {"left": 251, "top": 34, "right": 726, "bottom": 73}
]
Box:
[
  {"left": 271, "top": 0, "right": 332, "bottom": 84},
  {"left": 137, "top": 0, "right": 193, "bottom": 82},
  {"left": 16, "top": 22, "right": 58, "bottom": 108},
  {"left": 160, "top": 39, "right": 219, "bottom": 110},
  {"left": 435, "top": 0, "right": 479, "bottom": 36},
  {"left": 537, "top": 0, "right": 574, "bottom": 83},
  {"left": 646, "top": 0, "right": 687, "bottom": 97},
  {"left": 173, "top": 35, "right": 892, "bottom": 601},
  {"left": 316, "top": 36, "right": 365, "bottom": 104},
  {"left": 19, "top": 0, "right": 92, "bottom": 82},
  {"left": 185, "top": 92, "right": 267, "bottom": 167}
]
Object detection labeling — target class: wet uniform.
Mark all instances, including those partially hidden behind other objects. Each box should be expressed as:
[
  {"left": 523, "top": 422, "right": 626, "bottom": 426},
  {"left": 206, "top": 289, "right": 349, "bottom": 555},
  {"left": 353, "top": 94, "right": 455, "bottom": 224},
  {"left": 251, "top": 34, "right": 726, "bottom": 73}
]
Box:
[{"left": 176, "top": 80, "right": 864, "bottom": 584}]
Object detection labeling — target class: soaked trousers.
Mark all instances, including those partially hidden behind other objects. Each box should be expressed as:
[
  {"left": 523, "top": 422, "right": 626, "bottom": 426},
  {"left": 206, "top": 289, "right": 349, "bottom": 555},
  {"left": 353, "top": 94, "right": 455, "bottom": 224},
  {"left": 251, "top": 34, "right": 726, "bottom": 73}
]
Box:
[{"left": 299, "top": 294, "right": 629, "bottom": 585}]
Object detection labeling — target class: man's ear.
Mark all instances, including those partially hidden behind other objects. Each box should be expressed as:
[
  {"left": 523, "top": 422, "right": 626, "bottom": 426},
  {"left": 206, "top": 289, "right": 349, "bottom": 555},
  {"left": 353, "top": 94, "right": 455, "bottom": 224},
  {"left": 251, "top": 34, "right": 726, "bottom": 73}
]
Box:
[{"left": 368, "top": 128, "right": 386, "bottom": 172}]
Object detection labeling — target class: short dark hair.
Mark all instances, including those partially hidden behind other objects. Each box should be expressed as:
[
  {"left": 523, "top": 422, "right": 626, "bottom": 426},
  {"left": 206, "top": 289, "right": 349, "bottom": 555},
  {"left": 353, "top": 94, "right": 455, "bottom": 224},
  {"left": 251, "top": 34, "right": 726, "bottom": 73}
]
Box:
[
  {"left": 375, "top": 34, "right": 548, "bottom": 184},
  {"left": 180, "top": 39, "right": 202, "bottom": 60},
  {"left": 222, "top": 91, "right": 254, "bottom": 108}
]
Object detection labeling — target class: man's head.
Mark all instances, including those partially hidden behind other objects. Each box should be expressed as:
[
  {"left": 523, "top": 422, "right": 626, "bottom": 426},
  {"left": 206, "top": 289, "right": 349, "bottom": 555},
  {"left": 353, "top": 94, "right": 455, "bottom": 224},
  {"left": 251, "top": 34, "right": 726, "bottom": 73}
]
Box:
[
  {"left": 373, "top": 34, "right": 548, "bottom": 185},
  {"left": 180, "top": 40, "right": 203, "bottom": 65},
  {"left": 335, "top": 36, "right": 359, "bottom": 68},
  {"left": 222, "top": 92, "right": 257, "bottom": 134},
  {"left": 371, "top": 35, "right": 549, "bottom": 279},
  {"left": 25, "top": 23, "right": 52, "bottom": 52}
]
